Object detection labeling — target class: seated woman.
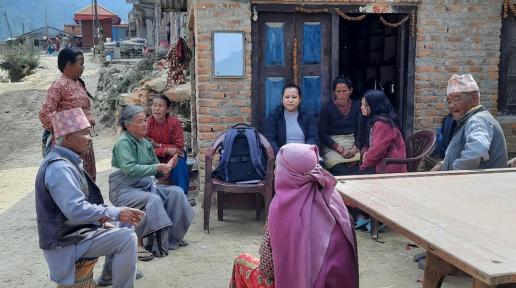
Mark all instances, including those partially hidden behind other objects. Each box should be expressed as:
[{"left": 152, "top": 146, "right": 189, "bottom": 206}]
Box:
[
  {"left": 359, "top": 89, "right": 407, "bottom": 174},
  {"left": 229, "top": 143, "right": 358, "bottom": 288},
  {"left": 109, "top": 105, "right": 194, "bottom": 261},
  {"left": 263, "top": 84, "right": 318, "bottom": 155},
  {"left": 146, "top": 94, "right": 195, "bottom": 206},
  {"left": 352, "top": 90, "right": 407, "bottom": 231},
  {"left": 319, "top": 76, "right": 364, "bottom": 176}
]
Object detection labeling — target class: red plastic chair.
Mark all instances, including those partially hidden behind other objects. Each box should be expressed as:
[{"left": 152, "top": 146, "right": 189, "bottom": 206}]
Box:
[{"left": 371, "top": 130, "right": 436, "bottom": 239}]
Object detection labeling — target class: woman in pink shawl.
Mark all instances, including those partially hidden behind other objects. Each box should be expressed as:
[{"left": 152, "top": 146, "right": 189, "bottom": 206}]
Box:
[{"left": 229, "top": 143, "right": 358, "bottom": 288}]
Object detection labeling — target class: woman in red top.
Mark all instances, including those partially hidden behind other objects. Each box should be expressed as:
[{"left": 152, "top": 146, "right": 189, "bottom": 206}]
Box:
[
  {"left": 359, "top": 89, "right": 407, "bottom": 174},
  {"left": 39, "top": 48, "right": 96, "bottom": 180},
  {"left": 353, "top": 89, "right": 407, "bottom": 230},
  {"left": 146, "top": 95, "right": 195, "bottom": 206}
]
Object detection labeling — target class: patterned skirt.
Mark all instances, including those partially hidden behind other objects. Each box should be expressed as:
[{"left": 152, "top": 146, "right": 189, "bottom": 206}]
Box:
[{"left": 229, "top": 253, "right": 274, "bottom": 288}]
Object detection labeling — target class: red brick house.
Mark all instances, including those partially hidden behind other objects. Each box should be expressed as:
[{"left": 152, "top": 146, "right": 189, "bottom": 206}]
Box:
[
  {"left": 186, "top": 0, "right": 516, "bottom": 188},
  {"left": 74, "top": 4, "right": 121, "bottom": 48}
]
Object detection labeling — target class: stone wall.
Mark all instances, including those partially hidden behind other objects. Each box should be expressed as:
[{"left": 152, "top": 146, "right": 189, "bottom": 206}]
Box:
[{"left": 190, "top": 0, "right": 515, "bottom": 191}]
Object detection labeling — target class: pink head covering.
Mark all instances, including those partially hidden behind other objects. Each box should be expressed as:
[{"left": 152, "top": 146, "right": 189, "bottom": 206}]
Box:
[
  {"left": 51, "top": 107, "right": 91, "bottom": 138},
  {"left": 447, "top": 74, "right": 479, "bottom": 95},
  {"left": 268, "top": 143, "right": 357, "bottom": 288}
]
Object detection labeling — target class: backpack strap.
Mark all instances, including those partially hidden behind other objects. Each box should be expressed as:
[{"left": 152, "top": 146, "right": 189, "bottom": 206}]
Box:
[
  {"left": 220, "top": 128, "right": 240, "bottom": 181},
  {"left": 242, "top": 128, "right": 266, "bottom": 178}
]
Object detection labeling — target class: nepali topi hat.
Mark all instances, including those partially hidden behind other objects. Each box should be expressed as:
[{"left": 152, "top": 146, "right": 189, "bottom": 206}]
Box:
[
  {"left": 51, "top": 107, "right": 91, "bottom": 138},
  {"left": 447, "top": 74, "right": 479, "bottom": 95}
]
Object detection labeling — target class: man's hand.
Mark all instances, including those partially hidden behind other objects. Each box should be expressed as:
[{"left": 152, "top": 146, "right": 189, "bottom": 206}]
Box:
[
  {"left": 103, "top": 222, "right": 116, "bottom": 229},
  {"left": 118, "top": 207, "right": 145, "bottom": 226},
  {"left": 157, "top": 163, "right": 172, "bottom": 176}
]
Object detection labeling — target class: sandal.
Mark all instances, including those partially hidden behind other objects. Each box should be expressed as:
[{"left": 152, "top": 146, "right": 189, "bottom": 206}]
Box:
[
  {"left": 138, "top": 247, "right": 154, "bottom": 262},
  {"left": 188, "top": 198, "right": 196, "bottom": 206},
  {"left": 97, "top": 270, "right": 144, "bottom": 286}
]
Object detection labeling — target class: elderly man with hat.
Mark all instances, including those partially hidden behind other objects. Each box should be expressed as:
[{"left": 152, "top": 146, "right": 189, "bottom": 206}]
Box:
[
  {"left": 433, "top": 74, "right": 508, "bottom": 171},
  {"left": 35, "top": 107, "right": 144, "bottom": 288},
  {"left": 416, "top": 74, "right": 510, "bottom": 270}
]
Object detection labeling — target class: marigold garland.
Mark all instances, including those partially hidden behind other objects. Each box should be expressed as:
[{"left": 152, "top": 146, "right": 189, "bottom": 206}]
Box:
[
  {"left": 503, "top": 0, "right": 516, "bottom": 18},
  {"left": 295, "top": 6, "right": 416, "bottom": 37},
  {"left": 378, "top": 13, "right": 410, "bottom": 28},
  {"left": 334, "top": 8, "right": 366, "bottom": 21},
  {"left": 292, "top": 37, "right": 299, "bottom": 86}
]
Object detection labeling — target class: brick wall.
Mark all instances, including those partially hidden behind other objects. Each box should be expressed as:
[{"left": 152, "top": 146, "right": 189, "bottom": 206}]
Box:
[
  {"left": 415, "top": 1, "right": 516, "bottom": 155},
  {"left": 191, "top": 1, "right": 253, "bottom": 189},
  {"left": 190, "top": 0, "right": 515, "bottom": 191},
  {"left": 414, "top": 1, "right": 502, "bottom": 129}
]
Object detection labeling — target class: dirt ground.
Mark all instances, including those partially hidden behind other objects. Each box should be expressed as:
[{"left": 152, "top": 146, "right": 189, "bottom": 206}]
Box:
[{"left": 0, "top": 54, "right": 472, "bottom": 287}]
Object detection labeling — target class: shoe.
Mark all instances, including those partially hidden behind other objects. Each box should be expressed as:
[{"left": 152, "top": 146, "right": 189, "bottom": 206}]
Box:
[
  {"left": 97, "top": 270, "right": 143, "bottom": 286},
  {"left": 413, "top": 252, "right": 426, "bottom": 262},
  {"left": 354, "top": 217, "right": 369, "bottom": 229},
  {"left": 188, "top": 198, "right": 196, "bottom": 206},
  {"left": 179, "top": 240, "right": 188, "bottom": 247},
  {"left": 418, "top": 259, "right": 426, "bottom": 270},
  {"left": 366, "top": 221, "right": 386, "bottom": 233}
]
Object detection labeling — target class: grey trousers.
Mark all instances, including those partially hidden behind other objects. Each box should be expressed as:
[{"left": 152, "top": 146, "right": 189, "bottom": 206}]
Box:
[{"left": 82, "top": 227, "right": 137, "bottom": 288}]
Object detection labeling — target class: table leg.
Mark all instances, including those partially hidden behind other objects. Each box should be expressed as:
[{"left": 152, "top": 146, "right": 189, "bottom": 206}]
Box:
[
  {"left": 472, "top": 279, "right": 496, "bottom": 288},
  {"left": 423, "top": 251, "right": 457, "bottom": 288}
]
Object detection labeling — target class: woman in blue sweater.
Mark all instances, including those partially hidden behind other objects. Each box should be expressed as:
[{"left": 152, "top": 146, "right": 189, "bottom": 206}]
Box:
[{"left": 263, "top": 84, "right": 318, "bottom": 155}]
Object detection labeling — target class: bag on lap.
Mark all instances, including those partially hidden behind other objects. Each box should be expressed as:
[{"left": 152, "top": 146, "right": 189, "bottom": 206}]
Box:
[{"left": 212, "top": 124, "right": 266, "bottom": 183}]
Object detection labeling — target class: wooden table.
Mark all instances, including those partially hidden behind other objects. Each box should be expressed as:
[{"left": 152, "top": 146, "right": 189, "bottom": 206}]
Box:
[{"left": 335, "top": 169, "right": 516, "bottom": 288}]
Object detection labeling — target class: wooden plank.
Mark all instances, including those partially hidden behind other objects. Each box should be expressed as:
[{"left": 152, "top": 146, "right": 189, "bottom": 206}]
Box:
[
  {"left": 405, "top": 12, "right": 416, "bottom": 136},
  {"left": 251, "top": 13, "right": 260, "bottom": 128},
  {"left": 336, "top": 170, "right": 516, "bottom": 285},
  {"left": 330, "top": 12, "right": 339, "bottom": 94}
]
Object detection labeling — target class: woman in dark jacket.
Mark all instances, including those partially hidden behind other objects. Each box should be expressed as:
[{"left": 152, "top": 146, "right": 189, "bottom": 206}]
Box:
[
  {"left": 319, "top": 76, "right": 364, "bottom": 175},
  {"left": 263, "top": 84, "right": 318, "bottom": 155}
]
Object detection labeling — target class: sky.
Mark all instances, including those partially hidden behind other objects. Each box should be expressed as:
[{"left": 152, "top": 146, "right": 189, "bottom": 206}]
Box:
[
  {"left": 0, "top": 0, "right": 133, "bottom": 41},
  {"left": 214, "top": 32, "right": 244, "bottom": 62}
]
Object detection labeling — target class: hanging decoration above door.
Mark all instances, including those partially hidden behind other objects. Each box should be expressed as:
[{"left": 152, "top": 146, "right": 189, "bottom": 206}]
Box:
[
  {"left": 292, "top": 38, "right": 299, "bottom": 86},
  {"left": 503, "top": 0, "right": 516, "bottom": 17},
  {"left": 294, "top": 7, "right": 416, "bottom": 37}
]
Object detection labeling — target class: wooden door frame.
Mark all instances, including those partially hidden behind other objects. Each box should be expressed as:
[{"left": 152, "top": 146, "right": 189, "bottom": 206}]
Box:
[{"left": 251, "top": 3, "right": 417, "bottom": 135}]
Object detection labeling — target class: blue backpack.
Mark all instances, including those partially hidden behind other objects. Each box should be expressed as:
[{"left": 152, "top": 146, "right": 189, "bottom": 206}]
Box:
[{"left": 212, "top": 124, "right": 266, "bottom": 183}]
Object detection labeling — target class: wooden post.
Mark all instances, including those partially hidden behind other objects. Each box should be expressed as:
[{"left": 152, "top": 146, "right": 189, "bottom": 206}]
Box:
[
  {"left": 423, "top": 251, "right": 457, "bottom": 288},
  {"left": 472, "top": 279, "right": 496, "bottom": 288}
]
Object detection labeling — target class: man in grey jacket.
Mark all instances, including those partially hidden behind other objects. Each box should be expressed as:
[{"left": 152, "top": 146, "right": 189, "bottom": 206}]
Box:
[
  {"left": 36, "top": 107, "right": 144, "bottom": 288},
  {"left": 432, "top": 74, "right": 508, "bottom": 171},
  {"left": 418, "top": 74, "right": 509, "bottom": 270}
]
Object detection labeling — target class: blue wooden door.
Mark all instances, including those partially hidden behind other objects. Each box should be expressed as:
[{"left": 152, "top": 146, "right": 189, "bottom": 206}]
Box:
[{"left": 254, "top": 13, "right": 330, "bottom": 128}]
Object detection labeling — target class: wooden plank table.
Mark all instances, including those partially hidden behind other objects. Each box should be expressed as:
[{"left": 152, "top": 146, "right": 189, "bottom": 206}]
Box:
[{"left": 335, "top": 169, "right": 516, "bottom": 288}]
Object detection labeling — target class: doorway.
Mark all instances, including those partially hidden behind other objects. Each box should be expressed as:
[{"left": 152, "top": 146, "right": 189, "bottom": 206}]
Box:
[
  {"left": 338, "top": 13, "right": 412, "bottom": 134},
  {"left": 252, "top": 7, "right": 416, "bottom": 135}
]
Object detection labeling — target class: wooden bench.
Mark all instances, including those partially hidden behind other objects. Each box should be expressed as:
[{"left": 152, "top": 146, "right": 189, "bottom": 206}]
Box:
[{"left": 336, "top": 169, "right": 516, "bottom": 288}]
